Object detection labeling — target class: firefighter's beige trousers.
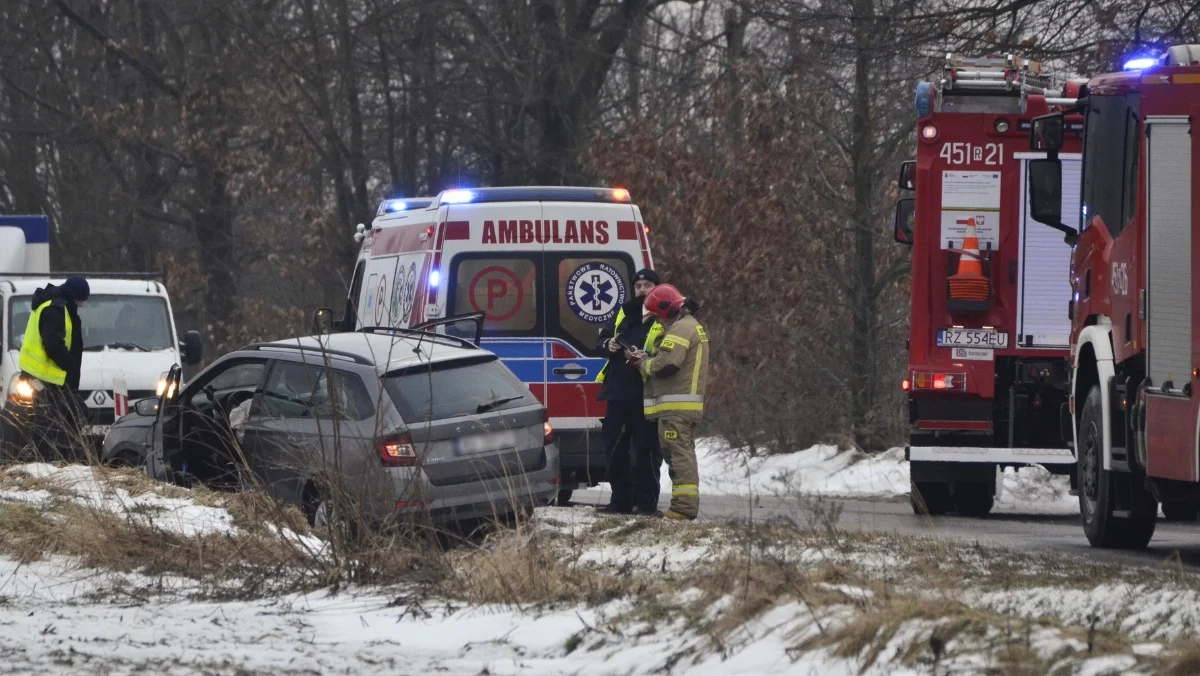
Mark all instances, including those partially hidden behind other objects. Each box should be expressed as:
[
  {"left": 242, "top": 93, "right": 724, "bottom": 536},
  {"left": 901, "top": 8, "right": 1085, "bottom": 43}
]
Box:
[{"left": 658, "top": 415, "right": 699, "bottom": 518}]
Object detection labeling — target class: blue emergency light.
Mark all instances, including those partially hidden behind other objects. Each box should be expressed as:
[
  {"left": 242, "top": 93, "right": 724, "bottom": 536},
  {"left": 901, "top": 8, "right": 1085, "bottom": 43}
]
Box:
[
  {"left": 1123, "top": 56, "right": 1159, "bottom": 71},
  {"left": 440, "top": 189, "right": 475, "bottom": 204},
  {"left": 376, "top": 197, "right": 433, "bottom": 216},
  {"left": 914, "top": 81, "right": 933, "bottom": 118},
  {"left": 429, "top": 269, "right": 441, "bottom": 288}
]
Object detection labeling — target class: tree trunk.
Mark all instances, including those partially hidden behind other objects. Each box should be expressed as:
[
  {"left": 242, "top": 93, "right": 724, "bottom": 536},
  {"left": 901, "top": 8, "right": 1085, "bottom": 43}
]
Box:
[{"left": 849, "top": 0, "right": 878, "bottom": 450}]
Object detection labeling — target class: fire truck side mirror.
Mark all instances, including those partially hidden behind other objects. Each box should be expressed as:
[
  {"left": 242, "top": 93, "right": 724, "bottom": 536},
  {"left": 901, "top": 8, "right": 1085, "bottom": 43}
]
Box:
[
  {"left": 898, "top": 161, "right": 916, "bottom": 191},
  {"left": 893, "top": 198, "right": 915, "bottom": 245},
  {"left": 1030, "top": 113, "right": 1065, "bottom": 154},
  {"left": 1027, "top": 158, "right": 1077, "bottom": 244}
]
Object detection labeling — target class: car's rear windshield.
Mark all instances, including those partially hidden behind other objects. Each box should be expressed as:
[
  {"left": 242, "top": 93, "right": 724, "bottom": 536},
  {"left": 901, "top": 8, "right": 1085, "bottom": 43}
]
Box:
[{"left": 382, "top": 355, "right": 538, "bottom": 423}]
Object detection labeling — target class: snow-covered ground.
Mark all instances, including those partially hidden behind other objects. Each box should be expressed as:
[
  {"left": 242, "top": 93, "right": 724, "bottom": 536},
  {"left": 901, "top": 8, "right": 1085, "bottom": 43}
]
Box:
[
  {"left": 584, "top": 439, "right": 1079, "bottom": 515},
  {"left": 0, "top": 460, "right": 1188, "bottom": 674}
]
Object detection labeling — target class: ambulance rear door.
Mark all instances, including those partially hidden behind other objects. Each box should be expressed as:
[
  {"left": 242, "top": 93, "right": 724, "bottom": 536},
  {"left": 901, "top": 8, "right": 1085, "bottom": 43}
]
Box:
[
  {"left": 539, "top": 201, "right": 644, "bottom": 429},
  {"left": 442, "top": 202, "right": 548, "bottom": 403}
]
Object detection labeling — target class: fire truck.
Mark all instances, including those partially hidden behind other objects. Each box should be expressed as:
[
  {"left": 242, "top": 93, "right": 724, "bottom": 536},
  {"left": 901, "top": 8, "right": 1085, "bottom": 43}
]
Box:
[
  {"left": 895, "top": 54, "right": 1085, "bottom": 516},
  {"left": 1026, "top": 44, "right": 1200, "bottom": 548}
]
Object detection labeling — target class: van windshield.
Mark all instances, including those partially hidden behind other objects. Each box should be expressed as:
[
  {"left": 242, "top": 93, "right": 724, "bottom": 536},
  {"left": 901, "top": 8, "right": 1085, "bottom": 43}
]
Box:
[
  {"left": 8, "top": 294, "right": 174, "bottom": 352},
  {"left": 382, "top": 355, "right": 537, "bottom": 423}
]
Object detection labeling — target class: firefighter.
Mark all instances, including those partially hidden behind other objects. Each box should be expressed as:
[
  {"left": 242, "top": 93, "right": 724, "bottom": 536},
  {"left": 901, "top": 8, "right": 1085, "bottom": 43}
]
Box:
[
  {"left": 595, "top": 268, "right": 663, "bottom": 513},
  {"left": 629, "top": 284, "right": 708, "bottom": 520},
  {"left": 19, "top": 276, "right": 89, "bottom": 461}
]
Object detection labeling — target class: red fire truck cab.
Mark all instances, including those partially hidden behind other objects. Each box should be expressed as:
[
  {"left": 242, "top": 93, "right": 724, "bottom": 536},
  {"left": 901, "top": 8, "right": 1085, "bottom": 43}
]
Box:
[
  {"left": 1027, "top": 45, "right": 1200, "bottom": 548},
  {"left": 896, "top": 54, "right": 1085, "bottom": 516}
]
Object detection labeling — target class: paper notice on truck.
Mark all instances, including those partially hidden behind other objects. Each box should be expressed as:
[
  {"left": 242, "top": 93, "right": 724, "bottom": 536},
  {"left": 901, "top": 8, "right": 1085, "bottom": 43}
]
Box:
[{"left": 940, "top": 170, "right": 1001, "bottom": 249}]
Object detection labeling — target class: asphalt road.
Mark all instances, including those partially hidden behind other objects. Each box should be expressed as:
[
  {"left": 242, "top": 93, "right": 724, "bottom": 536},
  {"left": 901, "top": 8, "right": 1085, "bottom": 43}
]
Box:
[{"left": 572, "top": 489, "right": 1200, "bottom": 572}]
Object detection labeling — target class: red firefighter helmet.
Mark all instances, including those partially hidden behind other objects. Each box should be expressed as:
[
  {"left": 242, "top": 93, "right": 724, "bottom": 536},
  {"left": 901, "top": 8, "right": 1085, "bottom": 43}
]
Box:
[{"left": 644, "top": 284, "right": 686, "bottom": 320}]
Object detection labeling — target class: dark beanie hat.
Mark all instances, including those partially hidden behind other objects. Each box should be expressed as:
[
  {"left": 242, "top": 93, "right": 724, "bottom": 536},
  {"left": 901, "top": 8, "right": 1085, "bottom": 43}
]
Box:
[
  {"left": 62, "top": 275, "right": 90, "bottom": 302},
  {"left": 634, "top": 268, "right": 661, "bottom": 285}
]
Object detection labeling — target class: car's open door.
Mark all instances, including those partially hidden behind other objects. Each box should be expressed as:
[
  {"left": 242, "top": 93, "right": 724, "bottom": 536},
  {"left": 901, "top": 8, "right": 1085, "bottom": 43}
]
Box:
[
  {"left": 412, "top": 312, "right": 485, "bottom": 346},
  {"left": 148, "top": 364, "right": 184, "bottom": 481}
]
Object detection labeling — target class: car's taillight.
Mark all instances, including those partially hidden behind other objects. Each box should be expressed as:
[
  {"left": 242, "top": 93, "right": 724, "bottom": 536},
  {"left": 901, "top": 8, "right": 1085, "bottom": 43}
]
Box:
[
  {"left": 543, "top": 411, "right": 555, "bottom": 445},
  {"left": 380, "top": 433, "right": 419, "bottom": 467}
]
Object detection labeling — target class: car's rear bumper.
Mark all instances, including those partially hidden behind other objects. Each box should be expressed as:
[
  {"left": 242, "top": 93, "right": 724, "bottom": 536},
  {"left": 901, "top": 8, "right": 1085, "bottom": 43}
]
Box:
[{"left": 389, "top": 443, "right": 561, "bottom": 524}]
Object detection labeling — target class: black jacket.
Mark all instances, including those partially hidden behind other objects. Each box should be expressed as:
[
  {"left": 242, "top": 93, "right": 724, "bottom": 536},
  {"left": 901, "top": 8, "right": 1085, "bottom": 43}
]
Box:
[
  {"left": 32, "top": 285, "right": 84, "bottom": 391},
  {"left": 596, "top": 297, "right": 654, "bottom": 402}
]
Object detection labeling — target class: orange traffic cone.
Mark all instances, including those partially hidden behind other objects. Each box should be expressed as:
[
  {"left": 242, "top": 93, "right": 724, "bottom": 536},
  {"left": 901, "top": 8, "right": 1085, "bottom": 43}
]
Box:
[{"left": 948, "top": 219, "right": 989, "bottom": 302}]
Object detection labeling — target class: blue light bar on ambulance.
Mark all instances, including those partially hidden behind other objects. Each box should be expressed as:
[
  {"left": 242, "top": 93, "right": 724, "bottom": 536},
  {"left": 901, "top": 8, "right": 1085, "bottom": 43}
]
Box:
[
  {"left": 1123, "top": 56, "right": 1160, "bottom": 71},
  {"left": 434, "top": 186, "right": 634, "bottom": 207},
  {"left": 441, "top": 189, "right": 476, "bottom": 204},
  {"left": 428, "top": 269, "right": 441, "bottom": 288},
  {"left": 376, "top": 197, "right": 433, "bottom": 216}
]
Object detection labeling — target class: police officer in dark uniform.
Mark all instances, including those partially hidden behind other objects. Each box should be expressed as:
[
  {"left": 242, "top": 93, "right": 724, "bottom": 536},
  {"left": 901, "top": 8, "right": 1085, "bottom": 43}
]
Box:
[{"left": 595, "top": 269, "right": 663, "bottom": 514}]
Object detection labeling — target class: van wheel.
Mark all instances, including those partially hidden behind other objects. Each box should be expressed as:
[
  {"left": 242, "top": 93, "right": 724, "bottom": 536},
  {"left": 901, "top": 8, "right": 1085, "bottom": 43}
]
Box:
[
  {"left": 1079, "top": 385, "right": 1156, "bottom": 549},
  {"left": 1162, "top": 502, "right": 1199, "bottom": 522},
  {"left": 910, "top": 481, "right": 950, "bottom": 516}
]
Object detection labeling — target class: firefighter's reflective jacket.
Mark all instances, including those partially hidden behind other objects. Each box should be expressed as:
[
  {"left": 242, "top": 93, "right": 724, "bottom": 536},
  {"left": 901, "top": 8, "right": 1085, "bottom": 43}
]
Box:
[{"left": 639, "top": 310, "right": 708, "bottom": 420}]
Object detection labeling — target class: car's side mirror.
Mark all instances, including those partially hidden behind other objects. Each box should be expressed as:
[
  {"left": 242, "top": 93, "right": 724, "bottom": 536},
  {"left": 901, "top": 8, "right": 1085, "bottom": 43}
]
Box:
[
  {"left": 898, "top": 160, "right": 916, "bottom": 191},
  {"left": 1027, "top": 158, "right": 1078, "bottom": 245},
  {"left": 894, "top": 197, "right": 915, "bottom": 245},
  {"left": 181, "top": 331, "right": 203, "bottom": 366},
  {"left": 312, "top": 307, "right": 334, "bottom": 335},
  {"left": 1030, "top": 113, "right": 1065, "bottom": 155},
  {"left": 134, "top": 398, "right": 159, "bottom": 416}
]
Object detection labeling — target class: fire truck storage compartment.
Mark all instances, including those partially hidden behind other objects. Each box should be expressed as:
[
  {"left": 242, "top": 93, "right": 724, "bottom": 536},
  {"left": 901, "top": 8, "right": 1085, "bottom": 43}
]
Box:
[
  {"left": 1145, "top": 116, "right": 1193, "bottom": 396},
  {"left": 1016, "top": 153, "right": 1082, "bottom": 348}
]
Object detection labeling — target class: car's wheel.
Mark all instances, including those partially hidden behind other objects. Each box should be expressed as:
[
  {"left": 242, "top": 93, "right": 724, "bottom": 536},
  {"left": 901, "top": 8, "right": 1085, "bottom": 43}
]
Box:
[
  {"left": 954, "top": 483, "right": 994, "bottom": 517},
  {"left": 1162, "top": 502, "right": 1199, "bottom": 522},
  {"left": 911, "top": 481, "right": 951, "bottom": 516},
  {"left": 1079, "top": 385, "right": 1156, "bottom": 549},
  {"left": 555, "top": 489, "right": 573, "bottom": 506}
]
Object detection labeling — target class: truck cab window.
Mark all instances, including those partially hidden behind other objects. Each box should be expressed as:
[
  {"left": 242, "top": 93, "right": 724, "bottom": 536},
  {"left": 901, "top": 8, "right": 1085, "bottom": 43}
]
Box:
[
  {"left": 1081, "top": 95, "right": 1139, "bottom": 237},
  {"left": 1122, "top": 102, "right": 1142, "bottom": 229}
]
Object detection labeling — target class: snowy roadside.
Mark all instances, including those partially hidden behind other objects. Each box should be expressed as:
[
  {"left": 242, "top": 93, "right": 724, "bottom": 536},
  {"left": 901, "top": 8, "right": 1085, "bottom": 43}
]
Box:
[
  {"left": 0, "top": 461, "right": 1197, "bottom": 674},
  {"left": 583, "top": 439, "right": 1079, "bottom": 515}
]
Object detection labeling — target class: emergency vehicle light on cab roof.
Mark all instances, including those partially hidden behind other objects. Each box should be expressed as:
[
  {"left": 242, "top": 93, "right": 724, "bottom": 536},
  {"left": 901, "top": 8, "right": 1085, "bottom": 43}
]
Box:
[
  {"left": 432, "top": 186, "right": 633, "bottom": 207},
  {"left": 1123, "top": 56, "right": 1160, "bottom": 71},
  {"left": 377, "top": 197, "right": 434, "bottom": 216}
]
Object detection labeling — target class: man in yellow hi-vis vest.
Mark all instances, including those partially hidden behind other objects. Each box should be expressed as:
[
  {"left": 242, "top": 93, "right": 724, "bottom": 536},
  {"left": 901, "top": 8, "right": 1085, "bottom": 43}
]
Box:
[
  {"left": 19, "top": 276, "right": 90, "bottom": 460},
  {"left": 594, "top": 268, "right": 662, "bottom": 513},
  {"left": 629, "top": 284, "right": 708, "bottom": 520}
]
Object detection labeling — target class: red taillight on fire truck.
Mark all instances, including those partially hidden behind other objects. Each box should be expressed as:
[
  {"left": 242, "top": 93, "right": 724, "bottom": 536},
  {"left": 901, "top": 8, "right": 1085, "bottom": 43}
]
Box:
[
  {"left": 901, "top": 379, "right": 911, "bottom": 391},
  {"left": 380, "top": 433, "right": 419, "bottom": 467},
  {"left": 911, "top": 371, "right": 966, "bottom": 391}
]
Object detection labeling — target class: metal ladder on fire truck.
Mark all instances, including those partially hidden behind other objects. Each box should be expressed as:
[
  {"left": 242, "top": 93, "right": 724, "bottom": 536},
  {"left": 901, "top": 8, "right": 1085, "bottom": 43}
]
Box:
[{"left": 938, "top": 52, "right": 1086, "bottom": 108}]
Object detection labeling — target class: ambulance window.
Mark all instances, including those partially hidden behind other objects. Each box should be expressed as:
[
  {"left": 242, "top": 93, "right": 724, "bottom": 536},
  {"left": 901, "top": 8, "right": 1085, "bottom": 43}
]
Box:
[
  {"left": 555, "top": 257, "right": 633, "bottom": 351},
  {"left": 452, "top": 257, "right": 539, "bottom": 333}
]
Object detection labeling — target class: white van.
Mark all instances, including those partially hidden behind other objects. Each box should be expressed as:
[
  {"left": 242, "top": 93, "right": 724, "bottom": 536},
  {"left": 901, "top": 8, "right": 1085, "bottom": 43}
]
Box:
[
  {"left": 319, "top": 187, "right": 655, "bottom": 500},
  {"left": 0, "top": 215, "right": 203, "bottom": 454}
]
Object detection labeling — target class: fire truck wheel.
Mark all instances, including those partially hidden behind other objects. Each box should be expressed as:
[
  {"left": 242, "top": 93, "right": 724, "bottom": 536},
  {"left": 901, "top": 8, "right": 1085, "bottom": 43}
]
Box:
[
  {"left": 910, "top": 481, "right": 951, "bottom": 516},
  {"left": 1079, "top": 385, "right": 1157, "bottom": 549},
  {"left": 954, "top": 485, "right": 994, "bottom": 517},
  {"left": 1161, "top": 502, "right": 1199, "bottom": 522}
]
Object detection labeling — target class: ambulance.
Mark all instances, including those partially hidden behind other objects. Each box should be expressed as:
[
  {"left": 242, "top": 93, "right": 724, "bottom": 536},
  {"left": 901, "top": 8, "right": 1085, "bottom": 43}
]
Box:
[{"left": 320, "top": 187, "right": 655, "bottom": 502}]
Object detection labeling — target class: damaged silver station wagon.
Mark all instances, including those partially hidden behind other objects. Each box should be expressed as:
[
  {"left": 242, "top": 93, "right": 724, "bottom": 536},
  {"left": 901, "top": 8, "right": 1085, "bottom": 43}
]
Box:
[{"left": 145, "top": 315, "right": 559, "bottom": 527}]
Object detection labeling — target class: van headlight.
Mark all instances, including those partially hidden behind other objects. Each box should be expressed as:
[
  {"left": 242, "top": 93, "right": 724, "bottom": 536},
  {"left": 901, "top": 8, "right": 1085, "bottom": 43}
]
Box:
[{"left": 7, "top": 374, "right": 34, "bottom": 404}]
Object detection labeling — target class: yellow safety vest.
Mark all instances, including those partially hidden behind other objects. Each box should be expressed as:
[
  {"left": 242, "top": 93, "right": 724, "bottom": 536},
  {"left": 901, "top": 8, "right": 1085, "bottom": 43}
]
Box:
[
  {"left": 19, "top": 300, "right": 73, "bottom": 386},
  {"left": 596, "top": 308, "right": 663, "bottom": 383}
]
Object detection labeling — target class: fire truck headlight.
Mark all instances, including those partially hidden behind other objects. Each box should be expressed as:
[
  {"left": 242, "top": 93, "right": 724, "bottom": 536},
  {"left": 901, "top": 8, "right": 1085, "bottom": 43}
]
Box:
[
  {"left": 995, "top": 119, "right": 1010, "bottom": 133},
  {"left": 921, "top": 124, "right": 938, "bottom": 141}
]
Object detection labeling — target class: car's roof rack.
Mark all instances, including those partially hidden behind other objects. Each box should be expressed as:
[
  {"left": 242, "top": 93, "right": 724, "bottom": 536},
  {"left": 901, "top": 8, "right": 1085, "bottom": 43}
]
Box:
[
  {"left": 0, "top": 271, "right": 163, "bottom": 279},
  {"left": 356, "top": 326, "right": 477, "bottom": 350},
  {"left": 242, "top": 342, "right": 374, "bottom": 366}
]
